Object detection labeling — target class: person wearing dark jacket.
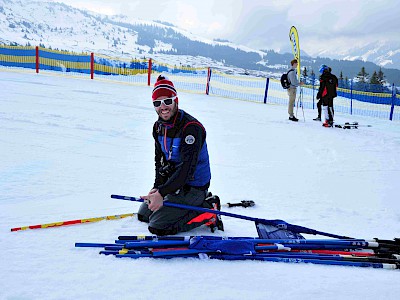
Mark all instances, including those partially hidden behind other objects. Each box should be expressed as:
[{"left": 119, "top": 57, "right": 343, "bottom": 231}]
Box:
[
  {"left": 314, "top": 67, "right": 334, "bottom": 121},
  {"left": 138, "top": 75, "right": 222, "bottom": 235},
  {"left": 317, "top": 65, "right": 338, "bottom": 127}
]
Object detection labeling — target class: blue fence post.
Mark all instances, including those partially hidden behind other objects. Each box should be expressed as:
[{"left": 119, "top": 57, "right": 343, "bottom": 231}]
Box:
[
  {"left": 312, "top": 74, "right": 315, "bottom": 109},
  {"left": 206, "top": 67, "right": 212, "bottom": 95},
  {"left": 350, "top": 79, "right": 353, "bottom": 115},
  {"left": 389, "top": 83, "right": 395, "bottom": 121},
  {"left": 263, "top": 77, "right": 269, "bottom": 104}
]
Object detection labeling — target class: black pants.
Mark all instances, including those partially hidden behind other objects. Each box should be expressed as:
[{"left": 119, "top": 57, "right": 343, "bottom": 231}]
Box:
[
  {"left": 137, "top": 187, "right": 208, "bottom": 235},
  {"left": 322, "top": 97, "right": 334, "bottom": 122},
  {"left": 316, "top": 99, "right": 322, "bottom": 117}
]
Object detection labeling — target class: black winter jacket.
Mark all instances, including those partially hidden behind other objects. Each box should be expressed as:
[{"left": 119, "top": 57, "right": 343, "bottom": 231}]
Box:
[
  {"left": 317, "top": 71, "right": 338, "bottom": 99},
  {"left": 152, "top": 109, "right": 211, "bottom": 197}
]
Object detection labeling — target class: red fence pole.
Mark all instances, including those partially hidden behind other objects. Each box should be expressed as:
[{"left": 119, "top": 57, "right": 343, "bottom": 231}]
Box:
[
  {"left": 148, "top": 58, "right": 152, "bottom": 86},
  {"left": 90, "top": 52, "right": 94, "bottom": 79},
  {"left": 35, "top": 46, "right": 39, "bottom": 73}
]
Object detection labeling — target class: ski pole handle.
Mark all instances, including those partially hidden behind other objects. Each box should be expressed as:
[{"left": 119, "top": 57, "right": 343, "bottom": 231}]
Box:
[{"left": 227, "top": 200, "right": 255, "bottom": 208}]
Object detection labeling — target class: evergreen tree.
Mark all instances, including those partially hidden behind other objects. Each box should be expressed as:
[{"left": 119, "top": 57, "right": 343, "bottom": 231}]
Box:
[
  {"left": 370, "top": 71, "right": 380, "bottom": 84},
  {"left": 345, "top": 76, "right": 349, "bottom": 88},
  {"left": 302, "top": 67, "right": 308, "bottom": 84},
  {"left": 338, "top": 71, "right": 344, "bottom": 87},
  {"left": 357, "top": 67, "right": 369, "bottom": 83},
  {"left": 377, "top": 67, "right": 385, "bottom": 85},
  {"left": 302, "top": 67, "right": 308, "bottom": 77},
  {"left": 309, "top": 70, "right": 315, "bottom": 85}
]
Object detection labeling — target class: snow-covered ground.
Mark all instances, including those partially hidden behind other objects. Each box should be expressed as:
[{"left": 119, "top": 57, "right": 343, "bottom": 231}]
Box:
[{"left": 1, "top": 69, "right": 400, "bottom": 300}]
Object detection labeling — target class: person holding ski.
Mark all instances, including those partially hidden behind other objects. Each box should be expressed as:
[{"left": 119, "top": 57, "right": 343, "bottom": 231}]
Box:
[
  {"left": 287, "top": 59, "right": 303, "bottom": 122},
  {"left": 317, "top": 65, "right": 338, "bottom": 127},
  {"left": 138, "top": 75, "right": 222, "bottom": 235}
]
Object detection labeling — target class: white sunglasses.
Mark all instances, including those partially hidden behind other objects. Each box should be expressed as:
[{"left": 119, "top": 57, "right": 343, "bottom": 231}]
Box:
[{"left": 153, "top": 97, "right": 177, "bottom": 108}]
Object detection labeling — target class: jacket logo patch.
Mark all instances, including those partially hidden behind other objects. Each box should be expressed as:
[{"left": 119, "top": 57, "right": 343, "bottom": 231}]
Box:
[{"left": 185, "top": 135, "right": 195, "bottom": 145}]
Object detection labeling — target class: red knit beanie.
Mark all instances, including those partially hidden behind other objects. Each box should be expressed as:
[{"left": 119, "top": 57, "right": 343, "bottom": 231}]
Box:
[{"left": 152, "top": 75, "right": 178, "bottom": 104}]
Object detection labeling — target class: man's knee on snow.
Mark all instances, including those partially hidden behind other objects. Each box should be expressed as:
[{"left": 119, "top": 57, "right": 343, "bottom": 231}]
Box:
[
  {"left": 138, "top": 213, "right": 149, "bottom": 223},
  {"left": 148, "top": 226, "right": 178, "bottom": 236}
]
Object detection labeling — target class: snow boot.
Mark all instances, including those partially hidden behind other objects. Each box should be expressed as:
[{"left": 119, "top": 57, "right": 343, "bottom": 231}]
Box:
[
  {"left": 204, "top": 193, "right": 224, "bottom": 232},
  {"left": 322, "top": 120, "right": 333, "bottom": 127}
]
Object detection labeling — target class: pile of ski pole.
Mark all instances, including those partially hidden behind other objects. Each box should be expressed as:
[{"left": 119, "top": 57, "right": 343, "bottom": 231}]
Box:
[{"left": 75, "top": 235, "right": 400, "bottom": 270}]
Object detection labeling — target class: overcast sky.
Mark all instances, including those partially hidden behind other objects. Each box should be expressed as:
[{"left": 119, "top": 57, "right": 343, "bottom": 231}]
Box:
[{"left": 49, "top": 0, "right": 399, "bottom": 56}]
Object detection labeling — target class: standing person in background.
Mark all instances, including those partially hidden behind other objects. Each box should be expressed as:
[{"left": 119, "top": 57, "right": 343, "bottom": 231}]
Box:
[
  {"left": 138, "top": 75, "right": 223, "bottom": 235},
  {"left": 287, "top": 59, "right": 303, "bottom": 122},
  {"left": 317, "top": 65, "right": 338, "bottom": 127},
  {"left": 314, "top": 67, "right": 335, "bottom": 122}
]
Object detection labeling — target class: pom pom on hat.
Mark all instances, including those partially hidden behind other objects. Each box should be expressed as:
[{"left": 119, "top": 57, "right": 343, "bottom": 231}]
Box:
[{"left": 152, "top": 75, "right": 178, "bottom": 103}]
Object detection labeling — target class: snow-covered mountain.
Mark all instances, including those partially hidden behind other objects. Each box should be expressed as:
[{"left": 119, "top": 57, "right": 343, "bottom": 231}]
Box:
[
  {"left": 1, "top": 0, "right": 399, "bottom": 83},
  {"left": 0, "top": 0, "right": 273, "bottom": 75},
  {"left": 312, "top": 41, "right": 400, "bottom": 71},
  {"left": 0, "top": 0, "right": 165, "bottom": 56},
  {"left": 343, "top": 42, "right": 400, "bottom": 70}
]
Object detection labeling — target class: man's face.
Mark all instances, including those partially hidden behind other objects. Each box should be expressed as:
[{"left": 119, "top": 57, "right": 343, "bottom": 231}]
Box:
[{"left": 153, "top": 96, "right": 177, "bottom": 121}]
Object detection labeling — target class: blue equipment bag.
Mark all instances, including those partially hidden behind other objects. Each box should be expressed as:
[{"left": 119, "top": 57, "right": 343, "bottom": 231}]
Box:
[{"left": 256, "top": 222, "right": 305, "bottom": 239}]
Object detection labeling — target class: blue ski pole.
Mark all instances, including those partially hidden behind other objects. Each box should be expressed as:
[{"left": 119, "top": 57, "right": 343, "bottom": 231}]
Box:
[
  {"left": 207, "top": 254, "right": 399, "bottom": 269},
  {"left": 111, "top": 194, "right": 352, "bottom": 239},
  {"left": 75, "top": 242, "right": 120, "bottom": 248},
  {"left": 251, "top": 252, "right": 400, "bottom": 265},
  {"left": 124, "top": 240, "right": 190, "bottom": 249}
]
